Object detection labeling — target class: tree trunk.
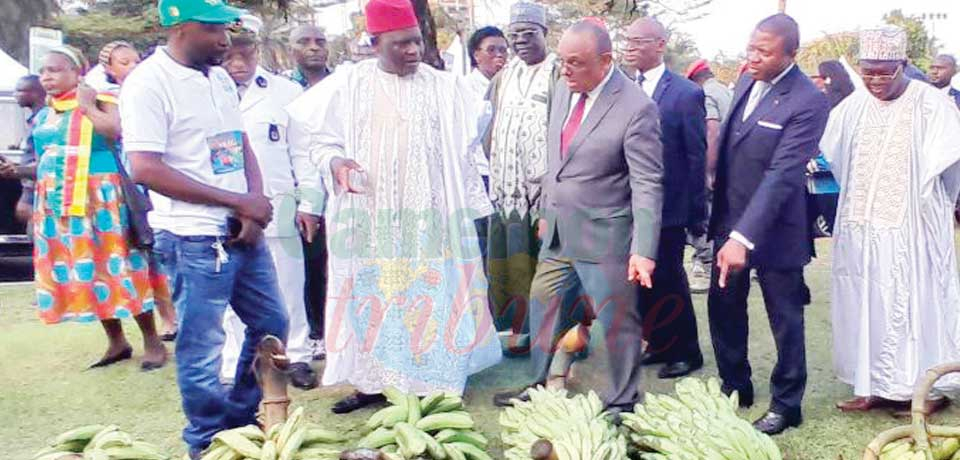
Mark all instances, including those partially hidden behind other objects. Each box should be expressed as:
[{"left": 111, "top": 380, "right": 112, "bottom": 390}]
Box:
[
  {"left": 412, "top": 0, "right": 444, "bottom": 70},
  {"left": 778, "top": 0, "right": 786, "bottom": 13},
  {"left": 0, "top": 0, "right": 57, "bottom": 65}
]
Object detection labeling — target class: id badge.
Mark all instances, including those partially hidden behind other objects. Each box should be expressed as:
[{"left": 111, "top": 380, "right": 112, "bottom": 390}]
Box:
[{"left": 207, "top": 131, "right": 244, "bottom": 175}]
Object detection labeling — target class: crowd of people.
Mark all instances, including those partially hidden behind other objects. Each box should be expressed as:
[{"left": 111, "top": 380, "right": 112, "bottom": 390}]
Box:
[{"left": 4, "top": 0, "right": 960, "bottom": 456}]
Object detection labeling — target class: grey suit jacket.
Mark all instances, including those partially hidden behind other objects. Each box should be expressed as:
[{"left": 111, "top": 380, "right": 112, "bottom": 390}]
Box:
[{"left": 540, "top": 69, "right": 664, "bottom": 263}]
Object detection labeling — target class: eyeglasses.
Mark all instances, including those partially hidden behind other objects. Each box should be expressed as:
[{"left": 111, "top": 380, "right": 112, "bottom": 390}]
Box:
[
  {"left": 861, "top": 66, "right": 902, "bottom": 83},
  {"left": 623, "top": 37, "right": 659, "bottom": 48},
  {"left": 482, "top": 45, "right": 509, "bottom": 55},
  {"left": 507, "top": 29, "right": 542, "bottom": 41}
]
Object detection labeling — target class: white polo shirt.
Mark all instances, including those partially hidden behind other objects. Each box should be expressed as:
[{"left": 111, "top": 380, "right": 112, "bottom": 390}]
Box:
[{"left": 120, "top": 48, "right": 248, "bottom": 236}]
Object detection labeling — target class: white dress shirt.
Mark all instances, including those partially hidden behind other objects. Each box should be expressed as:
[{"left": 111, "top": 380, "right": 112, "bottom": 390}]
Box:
[
  {"left": 730, "top": 63, "right": 795, "bottom": 251},
  {"left": 636, "top": 62, "right": 666, "bottom": 99},
  {"left": 741, "top": 63, "right": 794, "bottom": 122}
]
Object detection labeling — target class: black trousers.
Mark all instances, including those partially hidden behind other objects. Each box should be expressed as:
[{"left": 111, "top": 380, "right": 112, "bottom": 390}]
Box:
[
  {"left": 639, "top": 226, "right": 702, "bottom": 363},
  {"left": 706, "top": 242, "right": 808, "bottom": 415},
  {"left": 303, "top": 219, "right": 328, "bottom": 341}
]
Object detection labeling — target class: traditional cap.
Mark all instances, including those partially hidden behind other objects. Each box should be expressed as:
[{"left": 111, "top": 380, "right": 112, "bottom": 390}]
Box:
[
  {"left": 158, "top": 0, "right": 247, "bottom": 27},
  {"left": 583, "top": 16, "right": 606, "bottom": 29},
  {"left": 685, "top": 58, "right": 710, "bottom": 79},
  {"left": 238, "top": 14, "right": 263, "bottom": 36},
  {"left": 510, "top": 2, "right": 547, "bottom": 28},
  {"left": 365, "top": 0, "right": 419, "bottom": 35},
  {"left": 859, "top": 26, "right": 908, "bottom": 61},
  {"left": 98, "top": 41, "right": 135, "bottom": 68}
]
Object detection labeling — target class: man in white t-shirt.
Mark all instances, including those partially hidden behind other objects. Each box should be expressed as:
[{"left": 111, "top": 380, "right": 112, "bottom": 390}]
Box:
[{"left": 119, "top": 1, "right": 288, "bottom": 456}]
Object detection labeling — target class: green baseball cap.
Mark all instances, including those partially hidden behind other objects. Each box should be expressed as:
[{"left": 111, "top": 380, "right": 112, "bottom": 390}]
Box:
[{"left": 158, "top": 0, "right": 247, "bottom": 27}]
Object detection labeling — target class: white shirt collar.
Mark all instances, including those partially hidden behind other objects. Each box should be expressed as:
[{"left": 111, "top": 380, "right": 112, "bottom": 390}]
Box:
[{"left": 638, "top": 62, "right": 666, "bottom": 87}]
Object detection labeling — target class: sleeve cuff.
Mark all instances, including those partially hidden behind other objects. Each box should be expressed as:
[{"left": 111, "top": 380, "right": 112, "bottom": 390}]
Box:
[
  {"left": 730, "top": 231, "right": 755, "bottom": 251},
  {"left": 122, "top": 141, "right": 166, "bottom": 153},
  {"left": 297, "top": 202, "right": 320, "bottom": 216}
]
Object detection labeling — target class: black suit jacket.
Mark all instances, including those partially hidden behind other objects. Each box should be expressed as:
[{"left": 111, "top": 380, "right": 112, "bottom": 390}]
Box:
[
  {"left": 950, "top": 87, "right": 960, "bottom": 110},
  {"left": 650, "top": 70, "right": 707, "bottom": 228},
  {"left": 708, "top": 66, "right": 830, "bottom": 269}
]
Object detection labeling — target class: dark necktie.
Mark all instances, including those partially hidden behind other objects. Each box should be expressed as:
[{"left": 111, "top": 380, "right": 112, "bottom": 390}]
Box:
[{"left": 561, "top": 94, "right": 588, "bottom": 160}]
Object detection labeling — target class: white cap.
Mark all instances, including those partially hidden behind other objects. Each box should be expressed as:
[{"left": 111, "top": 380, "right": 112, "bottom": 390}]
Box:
[
  {"left": 239, "top": 14, "right": 263, "bottom": 36},
  {"left": 859, "top": 26, "right": 908, "bottom": 61}
]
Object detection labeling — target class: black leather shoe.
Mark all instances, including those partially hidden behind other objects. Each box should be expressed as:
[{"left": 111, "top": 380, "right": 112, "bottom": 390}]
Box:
[
  {"left": 331, "top": 392, "right": 386, "bottom": 414},
  {"left": 288, "top": 363, "right": 319, "bottom": 390},
  {"left": 493, "top": 387, "right": 533, "bottom": 407},
  {"left": 658, "top": 358, "right": 704, "bottom": 379},
  {"left": 722, "top": 385, "right": 754, "bottom": 408},
  {"left": 753, "top": 411, "right": 802, "bottom": 435},
  {"left": 88, "top": 347, "right": 133, "bottom": 369},
  {"left": 640, "top": 351, "right": 670, "bottom": 366}
]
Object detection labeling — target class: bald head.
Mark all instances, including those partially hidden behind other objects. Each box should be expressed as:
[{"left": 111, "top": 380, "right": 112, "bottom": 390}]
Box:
[
  {"left": 290, "top": 25, "right": 325, "bottom": 43},
  {"left": 623, "top": 17, "right": 667, "bottom": 72},
  {"left": 564, "top": 19, "right": 612, "bottom": 55},
  {"left": 290, "top": 24, "right": 329, "bottom": 75},
  {"left": 627, "top": 17, "right": 667, "bottom": 41},
  {"left": 755, "top": 13, "right": 799, "bottom": 56},
  {"left": 930, "top": 54, "right": 957, "bottom": 89},
  {"left": 936, "top": 54, "right": 957, "bottom": 67},
  {"left": 558, "top": 19, "right": 613, "bottom": 93}
]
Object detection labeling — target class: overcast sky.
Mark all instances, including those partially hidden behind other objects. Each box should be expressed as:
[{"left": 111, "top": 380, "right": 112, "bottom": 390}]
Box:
[
  {"left": 680, "top": 0, "right": 958, "bottom": 59},
  {"left": 469, "top": 0, "right": 959, "bottom": 58}
]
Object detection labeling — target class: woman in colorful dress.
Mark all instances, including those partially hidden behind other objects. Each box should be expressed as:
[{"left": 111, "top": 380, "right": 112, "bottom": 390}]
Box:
[
  {"left": 94, "top": 40, "right": 178, "bottom": 343},
  {"left": 32, "top": 46, "right": 167, "bottom": 370}
]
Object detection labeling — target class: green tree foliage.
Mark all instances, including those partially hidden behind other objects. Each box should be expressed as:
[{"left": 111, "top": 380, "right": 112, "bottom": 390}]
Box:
[
  {"left": 796, "top": 32, "right": 857, "bottom": 75},
  {"left": 58, "top": 0, "right": 163, "bottom": 62},
  {"left": 883, "top": 9, "right": 938, "bottom": 70},
  {"left": 55, "top": 0, "right": 313, "bottom": 69},
  {"left": 540, "top": 0, "right": 711, "bottom": 74},
  {"left": 793, "top": 9, "right": 938, "bottom": 76}
]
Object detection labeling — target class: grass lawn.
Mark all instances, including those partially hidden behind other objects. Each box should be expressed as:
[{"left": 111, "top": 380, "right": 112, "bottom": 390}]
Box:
[{"left": 2, "top": 238, "right": 959, "bottom": 460}]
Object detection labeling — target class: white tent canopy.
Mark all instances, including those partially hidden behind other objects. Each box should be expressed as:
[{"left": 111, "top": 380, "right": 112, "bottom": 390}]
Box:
[{"left": 0, "top": 48, "right": 28, "bottom": 92}]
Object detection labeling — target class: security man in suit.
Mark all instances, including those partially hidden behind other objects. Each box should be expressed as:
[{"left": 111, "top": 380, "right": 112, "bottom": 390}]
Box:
[
  {"left": 623, "top": 17, "right": 707, "bottom": 380},
  {"left": 219, "top": 15, "right": 323, "bottom": 390},
  {"left": 494, "top": 19, "right": 663, "bottom": 413},
  {"left": 708, "top": 14, "right": 829, "bottom": 435},
  {"left": 929, "top": 54, "right": 960, "bottom": 110}
]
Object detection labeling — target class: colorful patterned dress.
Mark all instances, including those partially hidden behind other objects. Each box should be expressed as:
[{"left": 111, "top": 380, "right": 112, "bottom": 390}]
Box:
[{"left": 32, "top": 91, "right": 168, "bottom": 324}]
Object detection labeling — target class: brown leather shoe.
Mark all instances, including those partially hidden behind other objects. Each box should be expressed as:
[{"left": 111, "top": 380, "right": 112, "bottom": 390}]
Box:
[{"left": 836, "top": 396, "right": 909, "bottom": 412}]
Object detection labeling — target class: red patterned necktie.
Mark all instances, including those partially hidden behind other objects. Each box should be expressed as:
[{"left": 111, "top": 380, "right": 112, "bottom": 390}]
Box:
[{"left": 561, "top": 93, "right": 588, "bottom": 160}]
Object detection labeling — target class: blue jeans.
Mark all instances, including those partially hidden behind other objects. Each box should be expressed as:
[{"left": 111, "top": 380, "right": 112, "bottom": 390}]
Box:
[{"left": 152, "top": 231, "right": 289, "bottom": 450}]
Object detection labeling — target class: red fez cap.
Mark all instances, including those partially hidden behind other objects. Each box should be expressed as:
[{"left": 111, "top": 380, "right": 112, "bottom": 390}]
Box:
[
  {"left": 583, "top": 16, "right": 607, "bottom": 29},
  {"left": 684, "top": 59, "right": 710, "bottom": 79},
  {"left": 365, "top": 0, "right": 419, "bottom": 35}
]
